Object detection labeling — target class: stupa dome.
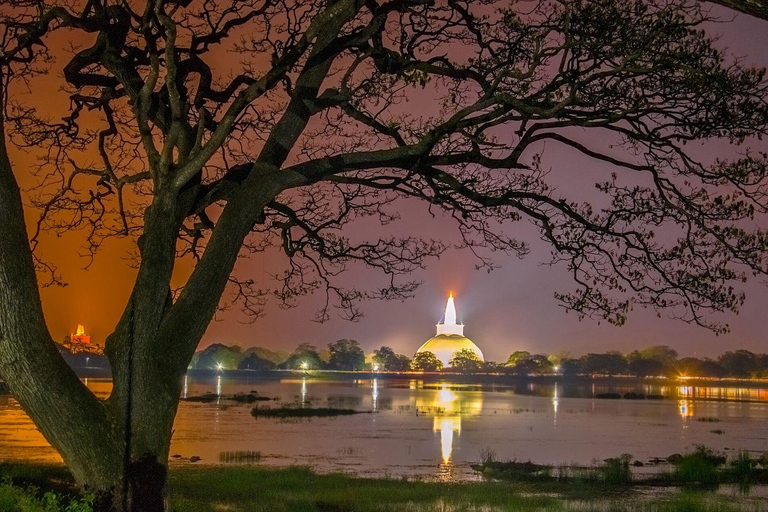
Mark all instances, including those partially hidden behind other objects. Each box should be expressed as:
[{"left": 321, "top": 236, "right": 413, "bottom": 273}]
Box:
[
  {"left": 416, "top": 334, "right": 484, "bottom": 367},
  {"left": 415, "top": 293, "right": 484, "bottom": 366}
]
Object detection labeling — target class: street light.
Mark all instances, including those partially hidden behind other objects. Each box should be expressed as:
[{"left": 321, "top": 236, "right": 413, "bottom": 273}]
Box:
[
  {"left": 300, "top": 361, "right": 309, "bottom": 370},
  {"left": 216, "top": 363, "right": 223, "bottom": 371}
]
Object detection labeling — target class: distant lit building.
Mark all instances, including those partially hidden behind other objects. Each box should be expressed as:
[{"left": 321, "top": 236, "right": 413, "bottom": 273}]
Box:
[
  {"left": 63, "top": 324, "right": 103, "bottom": 355},
  {"left": 71, "top": 324, "right": 91, "bottom": 346},
  {"left": 415, "top": 293, "right": 484, "bottom": 366}
]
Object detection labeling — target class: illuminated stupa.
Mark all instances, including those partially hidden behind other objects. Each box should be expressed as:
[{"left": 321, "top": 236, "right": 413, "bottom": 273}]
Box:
[{"left": 415, "top": 293, "right": 484, "bottom": 366}]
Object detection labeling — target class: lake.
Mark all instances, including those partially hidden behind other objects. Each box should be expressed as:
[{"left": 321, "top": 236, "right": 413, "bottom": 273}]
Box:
[{"left": 1, "top": 374, "right": 767, "bottom": 481}]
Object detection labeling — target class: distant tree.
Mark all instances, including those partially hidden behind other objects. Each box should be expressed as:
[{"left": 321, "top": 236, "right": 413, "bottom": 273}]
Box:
[
  {"left": 580, "top": 353, "right": 629, "bottom": 376},
  {"left": 282, "top": 344, "right": 323, "bottom": 370},
  {"left": 244, "top": 347, "right": 290, "bottom": 365},
  {"left": 195, "top": 344, "right": 244, "bottom": 370},
  {"left": 373, "top": 346, "right": 410, "bottom": 371},
  {"left": 449, "top": 349, "right": 483, "bottom": 372},
  {"left": 547, "top": 351, "right": 573, "bottom": 367},
  {"left": 411, "top": 352, "right": 443, "bottom": 372},
  {"left": 512, "top": 354, "right": 553, "bottom": 375},
  {"left": 628, "top": 357, "right": 664, "bottom": 377},
  {"left": 505, "top": 351, "right": 532, "bottom": 367},
  {"left": 237, "top": 353, "right": 276, "bottom": 371},
  {"left": 327, "top": 339, "right": 366, "bottom": 371},
  {"left": 560, "top": 359, "right": 584, "bottom": 376},
  {"left": 639, "top": 346, "right": 679, "bottom": 365},
  {"left": 718, "top": 350, "right": 758, "bottom": 378},
  {"left": 677, "top": 357, "right": 728, "bottom": 378}
]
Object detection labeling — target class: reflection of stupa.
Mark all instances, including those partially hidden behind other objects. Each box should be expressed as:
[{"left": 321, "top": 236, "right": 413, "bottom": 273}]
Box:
[{"left": 415, "top": 293, "right": 484, "bottom": 367}]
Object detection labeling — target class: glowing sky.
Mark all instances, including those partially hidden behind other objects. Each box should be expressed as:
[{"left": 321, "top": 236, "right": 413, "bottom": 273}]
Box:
[{"left": 16, "top": 4, "right": 768, "bottom": 362}]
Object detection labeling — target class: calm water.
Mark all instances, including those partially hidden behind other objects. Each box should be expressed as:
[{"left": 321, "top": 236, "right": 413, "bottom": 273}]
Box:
[{"left": 1, "top": 375, "right": 767, "bottom": 481}]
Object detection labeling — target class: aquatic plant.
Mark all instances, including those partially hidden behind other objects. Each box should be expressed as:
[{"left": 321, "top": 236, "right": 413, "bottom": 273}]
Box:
[
  {"left": 250, "top": 406, "right": 367, "bottom": 419},
  {"left": 218, "top": 451, "right": 262, "bottom": 465}
]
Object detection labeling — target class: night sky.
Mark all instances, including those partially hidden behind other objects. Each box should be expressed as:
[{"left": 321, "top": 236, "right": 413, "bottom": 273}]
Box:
[{"left": 17, "top": 3, "right": 768, "bottom": 362}]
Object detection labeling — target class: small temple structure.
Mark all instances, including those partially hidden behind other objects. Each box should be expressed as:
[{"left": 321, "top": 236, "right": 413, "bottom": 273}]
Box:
[
  {"left": 415, "top": 292, "right": 484, "bottom": 366},
  {"left": 70, "top": 324, "right": 91, "bottom": 346}
]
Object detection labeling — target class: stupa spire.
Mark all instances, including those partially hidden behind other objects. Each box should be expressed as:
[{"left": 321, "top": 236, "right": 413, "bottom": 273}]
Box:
[
  {"left": 436, "top": 292, "right": 463, "bottom": 336},
  {"left": 444, "top": 292, "right": 457, "bottom": 326}
]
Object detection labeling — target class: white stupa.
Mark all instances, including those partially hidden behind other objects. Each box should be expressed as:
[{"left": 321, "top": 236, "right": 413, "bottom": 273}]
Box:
[{"left": 415, "top": 292, "right": 485, "bottom": 366}]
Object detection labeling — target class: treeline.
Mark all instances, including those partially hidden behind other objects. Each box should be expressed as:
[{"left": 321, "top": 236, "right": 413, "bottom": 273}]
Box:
[
  {"left": 189, "top": 340, "right": 419, "bottom": 372},
  {"left": 190, "top": 342, "right": 768, "bottom": 379},
  {"left": 502, "top": 346, "right": 768, "bottom": 379}
]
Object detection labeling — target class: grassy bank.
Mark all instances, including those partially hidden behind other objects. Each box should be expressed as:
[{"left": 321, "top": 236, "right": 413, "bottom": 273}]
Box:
[{"left": 1, "top": 463, "right": 767, "bottom": 512}]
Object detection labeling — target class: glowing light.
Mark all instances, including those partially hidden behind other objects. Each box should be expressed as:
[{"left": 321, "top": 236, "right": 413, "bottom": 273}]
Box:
[
  {"left": 300, "top": 378, "right": 307, "bottom": 406},
  {"left": 216, "top": 375, "right": 222, "bottom": 403},
  {"left": 216, "top": 363, "right": 223, "bottom": 371},
  {"left": 438, "top": 387, "right": 457, "bottom": 405},
  {"left": 76, "top": 324, "right": 85, "bottom": 336},
  {"left": 300, "top": 361, "right": 309, "bottom": 370},
  {"left": 434, "top": 417, "right": 461, "bottom": 464},
  {"left": 372, "top": 379, "right": 379, "bottom": 411},
  {"left": 373, "top": 364, "right": 380, "bottom": 372},
  {"left": 554, "top": 365, "right": 560, "bottom": 373},
  {"left": 679, "top": 399, "right": 693, "bottom": 419},
  {"left": 183, "top": 375, "right": 188, "bottom": 399},
  {"left": 444, "top": 294, "right": 457, "bottom": 327}
]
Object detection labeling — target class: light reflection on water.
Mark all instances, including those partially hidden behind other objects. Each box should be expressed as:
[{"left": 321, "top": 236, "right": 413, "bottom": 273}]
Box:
[{"left": 1, "top": 376, "right": 768, "bottom": 481}]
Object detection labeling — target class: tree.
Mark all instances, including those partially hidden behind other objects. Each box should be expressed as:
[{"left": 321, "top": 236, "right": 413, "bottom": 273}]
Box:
[
  {"left": 194, "top": 344, "right": 243, "bottom": 370},
  {"left": 327, "top": 339, "right": 366, "bottom": 371},
  {"left": 718, "top": 350, "right": 758, "bottom": 377},
  {"left": 627, "top": 357, "right": 664, "bottom": 378},
  {"left": 237, "top": 353, "right": 276, "bottom": 371},
  {"left": 373, "top": 346, "right": 410, "bottom": 371},
  {"left": 505, "top": 351, "right": 532, "bottom": 367},
  {"left": 448, "top": 349, "right": 482, "bottom": 372},
  {"left": 281, "top": 344, "right": 323, "bottom": 370},
  {"left": 560, "top": 359, "right": 584, "bottom": 376},
  {"left": 547, "top": 351, "right": 573, "bottom": 368},
  {"left": 411, "top": 351, "right": 443, "bottom": 372},
  {"left": 580, "top": 353, "right": 629, "bottom": 376},
  {"left": 2, "top": 0, "right": 768, "bottom": 508}
]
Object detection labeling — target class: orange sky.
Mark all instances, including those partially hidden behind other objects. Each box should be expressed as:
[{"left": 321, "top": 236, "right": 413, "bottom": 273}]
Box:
[{"left": 8, "top": 3, "right": 768, "bottom": 361}]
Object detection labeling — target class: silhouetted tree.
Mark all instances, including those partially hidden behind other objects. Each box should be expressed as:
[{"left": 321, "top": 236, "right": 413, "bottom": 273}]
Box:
[
  {"left": 282, "top": 344, "right": 323, "bottom": 370},
  {"left": 580, "top": 353, "right": 629, "bottom": 376},
  {"left": 237, "top": 353, "right": 276, "bottom": 371},
  {"left": 560, "top": 359, "right": 584, "bottom": 376},
  {"left": 194, "top": 344, "right": 243, "bottom": 370},
  {"left": 327, "top": 339, "right": 366, "bottom": 371},
  {"left": 411, "top": 351, "right": 443, "bottom": 372},
  {"left": 718, "top": 350, "right": 759, "bottom": 378},
  {"left": 372, "top": 346, "right": 410, "bottom": 371},
  {"left": 627, "top": 357, "right": 664, "bottom": 377},
  {"left": 449, "top": 348, "right": 483, "bottom": 372},
  {"left": 505, "top": 351, "right": 532, "bottom": 367},
  {"left": 2, "top": 0, "right": 768, "bottom": 507}
]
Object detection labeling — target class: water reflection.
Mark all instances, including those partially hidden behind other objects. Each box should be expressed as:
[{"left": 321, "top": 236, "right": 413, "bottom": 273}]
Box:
[
  {"left": 679, "top": 399, "right": 693, "bottom": 419},
  {"left": 3, "top": 376, "right": 768, "bottom": 481},
  {"left": 372, "top": 379, "right": 378, "bottom": 412},
  {"left": 552, "top": 385, "right": 559, "bottom": 425},
  {"left": 415, "top": 385, "right": 483, "bottom": 465}
]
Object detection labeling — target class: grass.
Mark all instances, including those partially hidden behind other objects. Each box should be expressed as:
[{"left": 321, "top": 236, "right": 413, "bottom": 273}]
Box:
[
  {"left": 250, "top": 406, "right": 368, "bottom": 418},
  {"left": 0, "top": 463, "right": 767, "bottom": 512}
]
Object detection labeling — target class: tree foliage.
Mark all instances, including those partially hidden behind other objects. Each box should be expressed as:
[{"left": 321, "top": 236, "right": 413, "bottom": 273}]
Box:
[
  {"left": 448, "top": 348, "right": 482, "bottom": 372},
  {"left": 410, "top": 351, "right": 443, "bottom": 372},
  {"left": 327, "top": 339, "right": 366, "bottom": 370}
]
